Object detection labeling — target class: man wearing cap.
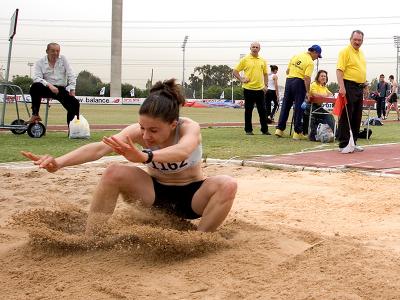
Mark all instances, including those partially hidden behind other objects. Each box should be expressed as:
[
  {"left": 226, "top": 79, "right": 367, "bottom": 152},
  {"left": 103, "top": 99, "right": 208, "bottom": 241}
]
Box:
[
  {"left": 336, "top": 30, "right": 367, "bottom": 152},
  {"left": 233, "top": 42, "right": 270, "bottom": 135},
  {"left": 275, "top": 45, "right": 321, "bottom": 140}
]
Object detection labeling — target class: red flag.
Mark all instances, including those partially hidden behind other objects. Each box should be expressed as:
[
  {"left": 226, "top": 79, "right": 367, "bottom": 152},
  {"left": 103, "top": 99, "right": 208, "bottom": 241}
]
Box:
[{"left": 332, "top": 94, "right": 347, "bottom": 116}]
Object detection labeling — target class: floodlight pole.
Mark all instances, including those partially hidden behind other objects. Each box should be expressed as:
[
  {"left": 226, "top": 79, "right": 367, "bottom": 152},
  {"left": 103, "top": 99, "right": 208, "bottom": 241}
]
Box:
[
  {"left": 231, "top": 72, "right": 234, "bottom": 103},
  {"left": 181, "top": 35, "right": 189, "bottom": 89},
  {"left": 27, "top": 62, "right": 34, "bottom": 78},
  {"left": 394, "top": 36, "right": 400, "bottom": 84},
  {"left": 199, "top": 70, "right": 204, "bottom": 100}
]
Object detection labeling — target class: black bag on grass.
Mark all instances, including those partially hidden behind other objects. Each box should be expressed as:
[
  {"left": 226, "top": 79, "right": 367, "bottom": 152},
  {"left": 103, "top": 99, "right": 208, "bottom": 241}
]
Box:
[{"left": 358, "top": 128, "right": 372, "bottom": 139}]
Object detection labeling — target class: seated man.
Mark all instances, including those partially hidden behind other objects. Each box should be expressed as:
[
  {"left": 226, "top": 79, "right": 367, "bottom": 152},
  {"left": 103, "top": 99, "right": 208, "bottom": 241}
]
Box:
[{"left": 28, "top": 42, "right": 80, "bottom": 125}]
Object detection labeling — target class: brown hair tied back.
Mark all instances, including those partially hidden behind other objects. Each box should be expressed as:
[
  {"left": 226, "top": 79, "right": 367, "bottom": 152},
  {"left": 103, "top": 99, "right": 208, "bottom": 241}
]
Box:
[{"left": 139, "top": 79, "right": 186, "bottom": 123}]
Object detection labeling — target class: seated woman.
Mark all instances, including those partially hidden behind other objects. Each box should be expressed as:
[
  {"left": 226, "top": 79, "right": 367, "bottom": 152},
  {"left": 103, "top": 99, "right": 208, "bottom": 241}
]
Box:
[
  {"left": 21, "top": 79, "right": 237, "bottom": 234},
  {"left": 303, "top": 70, "right": 335, "bottom": 140}
]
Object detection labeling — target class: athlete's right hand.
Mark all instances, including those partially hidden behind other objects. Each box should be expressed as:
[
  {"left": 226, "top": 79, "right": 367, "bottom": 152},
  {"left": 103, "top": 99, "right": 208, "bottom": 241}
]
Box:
[{"left": 21, "top": 151, "right": 60, "bottom": 173}]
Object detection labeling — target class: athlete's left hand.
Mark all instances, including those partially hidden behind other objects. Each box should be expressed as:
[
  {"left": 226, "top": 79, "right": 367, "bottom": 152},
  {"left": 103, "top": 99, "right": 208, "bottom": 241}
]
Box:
[{"left": 102, "top": 135, "right": 147, "bottom": 163}]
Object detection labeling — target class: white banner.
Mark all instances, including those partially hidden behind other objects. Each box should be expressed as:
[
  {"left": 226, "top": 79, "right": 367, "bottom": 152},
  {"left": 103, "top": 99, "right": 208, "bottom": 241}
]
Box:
[
  {"left": 122, "top": 97, "right": 144, "bottom": 105},
  {"left": 0, "top": 94, "right": 245, "bottom": 107},
  {"left": 0, "top": 94, "right": 31, "bottom": 103}
]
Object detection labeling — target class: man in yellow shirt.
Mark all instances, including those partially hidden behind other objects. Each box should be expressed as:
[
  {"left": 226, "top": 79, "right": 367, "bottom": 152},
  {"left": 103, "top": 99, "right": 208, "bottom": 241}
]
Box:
[
  {"left": 336, "top": 30, "right": 367, "bottom": 152},
  {"left": 233, "top": 42, "right": 270, "bottom": 135},
  {"left": 275, "top": 45, "right": 322, "bottom": 140}
]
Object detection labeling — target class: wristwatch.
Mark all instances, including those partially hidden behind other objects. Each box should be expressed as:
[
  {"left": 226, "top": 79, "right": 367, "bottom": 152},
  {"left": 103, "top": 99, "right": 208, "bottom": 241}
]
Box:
[{"left": 141, "top": 149, "right": 153, "bottom": 164}]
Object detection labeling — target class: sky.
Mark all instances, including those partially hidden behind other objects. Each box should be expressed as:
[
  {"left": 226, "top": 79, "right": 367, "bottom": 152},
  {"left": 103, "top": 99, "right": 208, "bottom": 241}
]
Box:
[{"left": 0, "top": 0, "right": 399, "bottom": 88}]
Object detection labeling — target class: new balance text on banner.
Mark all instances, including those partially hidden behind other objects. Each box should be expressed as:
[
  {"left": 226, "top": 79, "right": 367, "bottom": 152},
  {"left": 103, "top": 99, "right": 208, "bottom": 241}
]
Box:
[{"left": 76, "top": 96, "right": 122, "bottom": 105}]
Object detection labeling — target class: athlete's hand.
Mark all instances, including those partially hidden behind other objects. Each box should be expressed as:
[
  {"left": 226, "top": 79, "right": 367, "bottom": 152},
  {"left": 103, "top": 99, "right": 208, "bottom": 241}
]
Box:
[
  {"left": 21, "top": 151, "right": 60, "bottom": 173},
  {"left": 102, "top": 135, "right": 147, "bottom": 163}
]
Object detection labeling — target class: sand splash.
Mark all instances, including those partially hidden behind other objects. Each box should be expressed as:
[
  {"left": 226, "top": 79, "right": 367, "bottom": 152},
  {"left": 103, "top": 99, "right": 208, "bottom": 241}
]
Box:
[{"left": 8, "top": 203, "right": 227, "bottom": 259}]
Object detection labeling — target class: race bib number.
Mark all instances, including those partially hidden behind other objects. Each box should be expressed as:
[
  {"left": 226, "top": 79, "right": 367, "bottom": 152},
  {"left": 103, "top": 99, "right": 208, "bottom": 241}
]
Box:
[{"left": 150, "top": 160, "right": 189, "bottom": 172}]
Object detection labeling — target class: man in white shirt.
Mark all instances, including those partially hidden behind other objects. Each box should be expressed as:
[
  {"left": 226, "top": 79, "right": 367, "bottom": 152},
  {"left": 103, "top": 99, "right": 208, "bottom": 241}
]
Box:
[{"left": 28, "top": 42, "right": 80, "bottom": 125}]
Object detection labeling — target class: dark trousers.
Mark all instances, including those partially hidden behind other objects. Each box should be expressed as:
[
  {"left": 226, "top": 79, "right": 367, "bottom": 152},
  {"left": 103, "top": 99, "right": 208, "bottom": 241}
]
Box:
[
  {"left": 265, "top": 89, "right": 279, "bottom": 119},
  {"left": 376, "top": 97, "right": 386, "bottom": 118},
  {"left": 243, "top": 88, "right": 268, "bottom": 133},
  {"left": 276, "top": 78, "right": 306, "bottom": 134},
  {"left": 337, "top": 80, "right": 363, "bottom": 148},
  {"left": 29, "top": 82, "right": 80, "bottom": 126}
]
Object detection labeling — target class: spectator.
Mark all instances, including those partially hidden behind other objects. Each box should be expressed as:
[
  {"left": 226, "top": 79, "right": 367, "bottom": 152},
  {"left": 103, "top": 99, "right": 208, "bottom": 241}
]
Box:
[
  {"left": 233, "top": 42, "right": 270, "bottom": 135},
  {"left": 28, "top": 42, "right": 80, "bottom": 126},
  {"left": 275, "top": 45, "right": 322, "bottom": 140},
  {"left": 265, "top": 65, "right": 280, "bottom": 123},
  {"left": 385, "top": 75, "right": 399, "bottom": 120},
  {"left": 375, "top": 74, "right": 389, "bottom": 119},
  {"left": 303, "top": 70, "right": 335, "bottom": 139},
  {"left": 22, "top": 79, "right": 237, "bottom": 234},
  {"left": 336, "top": 30, "right": 367, "bottom": 153}
]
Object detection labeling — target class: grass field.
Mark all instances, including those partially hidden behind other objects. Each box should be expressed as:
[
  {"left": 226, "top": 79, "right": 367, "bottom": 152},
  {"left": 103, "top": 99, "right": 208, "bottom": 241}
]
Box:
[
  {"left": 1, "top": 103, "right": 400, "bottom": 163},
  {"left": 0, "top": 103, "right": 245, "bottom": 125}
]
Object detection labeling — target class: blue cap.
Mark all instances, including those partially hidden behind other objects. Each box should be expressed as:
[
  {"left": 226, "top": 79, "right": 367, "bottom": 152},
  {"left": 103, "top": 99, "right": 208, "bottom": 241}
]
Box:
[{"left": 308, "top": 44, "right": 322, "bottom": 58}]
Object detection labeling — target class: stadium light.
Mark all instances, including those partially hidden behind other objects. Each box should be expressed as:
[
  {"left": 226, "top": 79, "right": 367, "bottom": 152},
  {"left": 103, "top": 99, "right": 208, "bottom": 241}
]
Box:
[
  {"left": 181, "top": 35, "right": 189, "bottom": 88},
  {"left": 394, "top": 36, "right": 400, "bottom": 84},
  {"left": 27, "top": 62, "right": 34, "bottom": 78}
]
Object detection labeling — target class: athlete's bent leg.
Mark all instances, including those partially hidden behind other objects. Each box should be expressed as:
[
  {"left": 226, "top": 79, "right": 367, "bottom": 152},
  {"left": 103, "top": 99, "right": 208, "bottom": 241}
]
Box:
[
  {"left": 85, "top": 163, "right": 155, "bottom": 235},
  {"left": 191, "top": 175, "right": 237, "bottom": 232}
]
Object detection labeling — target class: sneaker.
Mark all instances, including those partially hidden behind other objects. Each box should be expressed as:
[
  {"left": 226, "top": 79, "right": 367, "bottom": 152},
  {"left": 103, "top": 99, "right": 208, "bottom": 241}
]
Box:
[
  {"left": 292, "top": 132, "right": 307, "bottom": 140},
  {"left": 339, "top": 145, "right": 362, "bottom": 153},
  {"left": 339, "top": 147, "right": 354, "bottom": 154},
  {"left": 245, "top": 132, "right": 254, "bottom": 135},
  {"left": 275, "top": 129, "right": 284, "bottom": 137},
  {"left": 262, "top": 131, "right": 271, "bottom": 135},
  {"left": 354, "top": 145, "right": 364, "bottom": 152}
]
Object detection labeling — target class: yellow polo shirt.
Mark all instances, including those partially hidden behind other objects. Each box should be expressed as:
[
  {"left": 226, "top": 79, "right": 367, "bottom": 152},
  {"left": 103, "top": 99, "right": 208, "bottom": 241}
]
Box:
[
  {"left": 310, "top": 82, "right": 331, "bottom": 96},
  {"left": 337, "top": 44, "right": 366, "bottom": 84},
  {"left": 287, "top": 52, "right": 314, "bottom": 79},
  {"left": 234, "top": 54, "right": 267, "bottom": 90}
]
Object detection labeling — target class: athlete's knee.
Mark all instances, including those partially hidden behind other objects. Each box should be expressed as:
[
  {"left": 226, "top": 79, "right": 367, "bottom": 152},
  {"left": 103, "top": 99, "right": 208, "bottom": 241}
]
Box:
[
  {"left": 101, "top": 163, "right": 136, "bottom": 184},
  {"left": 218, "top": 176, "right": 237, "bottom": 204}
]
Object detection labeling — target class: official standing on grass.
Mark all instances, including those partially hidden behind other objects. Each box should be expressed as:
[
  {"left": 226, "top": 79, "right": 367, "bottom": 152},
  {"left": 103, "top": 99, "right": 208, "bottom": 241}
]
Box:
[
  {"left": 274, "top": 45, "right": 321, "bottom": 140},
  {"left": 233, "top": 42, "right": 270, "bottom": 135},
  {"left": 336, "top": 30, "right": 367, "bottom": 153}
]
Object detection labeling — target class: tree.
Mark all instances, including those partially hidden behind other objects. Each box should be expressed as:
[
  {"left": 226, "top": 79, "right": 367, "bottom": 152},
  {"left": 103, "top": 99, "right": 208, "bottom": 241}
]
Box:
[
  {"left": 204, "top": 85, "right": 223, "bottom": 99},
  {"left": 121, "top": 83, "right": 133, "bottom": 98},
  {"left": 76, "top": 70, "right": 103, "bottom": 96},
  {"left": 370, "top": 78, "right": 378, "bottom": 91},
  {"left": 11, "top": 75, "right": 33, "bottom": 93},
  {"left": 188, "top": 64, "right": 235, "bottom": 92},
  {"left": 326, "top": 82, "right": 339, "bottom": 94},
  {"left": 222, "top": 86, "right": 243, "bottom": 100}
]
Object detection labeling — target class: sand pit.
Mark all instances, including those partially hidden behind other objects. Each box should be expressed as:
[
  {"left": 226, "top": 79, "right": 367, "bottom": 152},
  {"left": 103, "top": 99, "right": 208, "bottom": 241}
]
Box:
[{"left": 1, "top": 161, "right": 400, "bottom": 299}]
